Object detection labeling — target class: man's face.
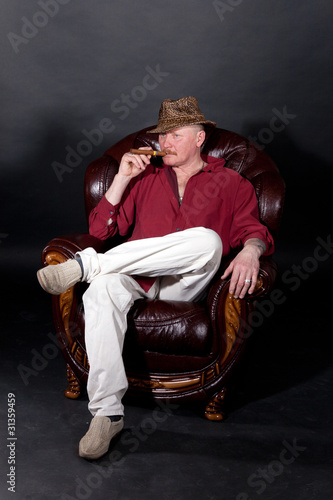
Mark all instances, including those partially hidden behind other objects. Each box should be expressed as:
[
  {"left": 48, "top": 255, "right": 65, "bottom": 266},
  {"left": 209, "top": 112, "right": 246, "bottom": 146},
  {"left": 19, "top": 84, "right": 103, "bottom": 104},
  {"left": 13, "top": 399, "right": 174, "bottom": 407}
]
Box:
[{"left": 158, "top": 126, "right": 205, "bottom": 167}]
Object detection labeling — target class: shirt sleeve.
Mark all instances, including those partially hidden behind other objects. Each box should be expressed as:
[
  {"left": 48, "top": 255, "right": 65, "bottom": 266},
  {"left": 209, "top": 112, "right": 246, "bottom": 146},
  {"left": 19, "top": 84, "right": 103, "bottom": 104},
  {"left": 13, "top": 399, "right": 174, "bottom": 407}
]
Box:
[
  {"left": 88, "top": 166, "right": 156, "bottom": 240},
  {"left": 88, "top": 195, "right": 122, "bottom": 240},
  {"left": 229, "top": 177, "right": 275, "bottom": 255}
]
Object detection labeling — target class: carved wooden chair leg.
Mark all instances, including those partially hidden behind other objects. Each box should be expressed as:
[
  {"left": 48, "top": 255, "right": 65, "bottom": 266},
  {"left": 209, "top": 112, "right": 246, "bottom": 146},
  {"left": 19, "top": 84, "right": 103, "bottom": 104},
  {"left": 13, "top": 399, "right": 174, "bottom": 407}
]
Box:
[
  {"left": 204, "top": 387, "right": 227, "bottom": 421},
  {"left": 64, "top": 364, "right": 82, "bottom": 399}
]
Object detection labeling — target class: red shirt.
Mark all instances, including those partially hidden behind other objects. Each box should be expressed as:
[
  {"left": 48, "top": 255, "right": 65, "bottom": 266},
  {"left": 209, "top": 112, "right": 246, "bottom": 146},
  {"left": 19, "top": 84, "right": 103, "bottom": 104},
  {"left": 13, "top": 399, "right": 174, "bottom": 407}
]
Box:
[{"left": 89, "top": 155, "right": 274, "bottom": 257}]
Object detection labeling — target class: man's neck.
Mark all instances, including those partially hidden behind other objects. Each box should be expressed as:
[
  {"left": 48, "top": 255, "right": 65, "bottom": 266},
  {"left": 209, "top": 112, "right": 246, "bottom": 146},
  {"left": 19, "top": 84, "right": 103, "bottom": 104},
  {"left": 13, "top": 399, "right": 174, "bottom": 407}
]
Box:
[{"left": 172, "top": 156, "right": 205, "bottom": 178}]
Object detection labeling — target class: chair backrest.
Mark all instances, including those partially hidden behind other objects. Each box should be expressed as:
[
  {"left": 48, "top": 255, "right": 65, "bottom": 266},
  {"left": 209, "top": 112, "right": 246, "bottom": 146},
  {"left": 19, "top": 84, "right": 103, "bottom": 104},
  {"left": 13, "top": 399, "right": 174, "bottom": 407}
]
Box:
[{"left": 84, "top": 126, "right": 285, "bottom": 236}]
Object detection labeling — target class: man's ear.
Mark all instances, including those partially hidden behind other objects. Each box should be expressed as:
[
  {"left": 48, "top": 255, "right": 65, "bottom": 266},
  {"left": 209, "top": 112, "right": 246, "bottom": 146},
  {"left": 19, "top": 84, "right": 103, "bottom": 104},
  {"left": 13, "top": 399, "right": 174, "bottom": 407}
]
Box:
[{"left": 197, "top": 130, "right": 206, "bottom": 148}]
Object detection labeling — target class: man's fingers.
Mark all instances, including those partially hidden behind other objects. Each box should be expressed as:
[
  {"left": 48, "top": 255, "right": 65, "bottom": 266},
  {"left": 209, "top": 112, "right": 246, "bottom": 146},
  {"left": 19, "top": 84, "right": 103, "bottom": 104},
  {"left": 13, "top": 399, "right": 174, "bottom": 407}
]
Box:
[
  {"left": 221, "top": 263, "right": 233, "bottom": 280},
  {"left": 137, "top": 147, "right": 153, "bottom": 163},
  {"left": 230, "top": 274, "right": 254, "bottom": 299},
  {"left": 248, "top": 273, "right": 258, "bottom": 295},
  {"left": 221, "top": 250, "right": 260, "bottom": 299},
  {"left": 125, "top": 152, "right": 149, "bottom": 171}
]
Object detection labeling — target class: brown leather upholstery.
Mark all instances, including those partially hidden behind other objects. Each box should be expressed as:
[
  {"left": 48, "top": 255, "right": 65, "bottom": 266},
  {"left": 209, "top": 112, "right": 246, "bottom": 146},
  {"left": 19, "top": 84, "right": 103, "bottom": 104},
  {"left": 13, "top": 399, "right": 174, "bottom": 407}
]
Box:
[{"left": 41, "top": 126, "right": 285, "bottom": 420}]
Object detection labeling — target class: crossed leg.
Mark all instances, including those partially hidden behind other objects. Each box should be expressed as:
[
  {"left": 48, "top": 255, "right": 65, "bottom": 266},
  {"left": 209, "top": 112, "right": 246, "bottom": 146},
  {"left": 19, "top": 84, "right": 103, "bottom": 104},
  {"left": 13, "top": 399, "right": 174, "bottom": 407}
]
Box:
[{"left": 79, "top": 227, "right": 223, "bottom": 416}]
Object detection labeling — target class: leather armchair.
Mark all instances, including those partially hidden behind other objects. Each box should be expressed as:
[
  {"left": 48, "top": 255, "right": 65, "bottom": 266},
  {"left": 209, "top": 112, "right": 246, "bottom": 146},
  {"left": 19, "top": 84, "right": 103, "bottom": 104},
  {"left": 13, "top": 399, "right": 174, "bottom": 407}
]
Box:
[{"left": 41, "top": 126, "right": 285, "bottom": 420}]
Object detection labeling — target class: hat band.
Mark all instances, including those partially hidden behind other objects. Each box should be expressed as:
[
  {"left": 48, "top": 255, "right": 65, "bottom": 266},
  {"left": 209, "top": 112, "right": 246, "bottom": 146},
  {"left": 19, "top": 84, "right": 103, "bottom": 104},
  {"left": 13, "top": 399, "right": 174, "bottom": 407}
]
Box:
[{"left": 159, "top": 114, "right": 205, "bottom": 123}]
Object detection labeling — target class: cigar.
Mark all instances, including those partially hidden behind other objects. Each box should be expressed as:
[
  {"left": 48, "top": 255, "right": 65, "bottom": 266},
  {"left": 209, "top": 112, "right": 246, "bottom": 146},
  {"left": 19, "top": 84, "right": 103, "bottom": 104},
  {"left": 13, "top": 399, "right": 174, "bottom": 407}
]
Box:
[{"left": 129, "top": 149, "right": 177, "bottom": 156}]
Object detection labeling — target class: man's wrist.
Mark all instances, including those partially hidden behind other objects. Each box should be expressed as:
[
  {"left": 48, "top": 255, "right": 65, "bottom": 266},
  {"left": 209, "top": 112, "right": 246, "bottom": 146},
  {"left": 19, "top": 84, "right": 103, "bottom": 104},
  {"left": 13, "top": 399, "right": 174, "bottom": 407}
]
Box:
[
  {"left": 105, "top": 173, "right": 130, "bottom": 204},
  {"left": 244, "top": 238, "right": 266, "bottom": 256}
]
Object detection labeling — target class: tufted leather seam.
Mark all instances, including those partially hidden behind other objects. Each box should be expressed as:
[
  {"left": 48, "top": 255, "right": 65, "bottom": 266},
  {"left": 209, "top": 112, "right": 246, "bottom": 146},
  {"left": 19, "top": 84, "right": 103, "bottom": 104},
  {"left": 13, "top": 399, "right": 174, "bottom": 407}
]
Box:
[
  {"left": 252, "top": 173, "right": 267, "bottom": 222},
  {"left": 238, "top": 142, "right": 251, "bottom": 173},
  {"left": 222, "top": 144, "right": 248, "bottom": 174},
  {"left": 103, "top": 156, "right": 116, "bottom": 194},
  {"left": 134, "top": 310, "right": 207, "bottom": 327}
]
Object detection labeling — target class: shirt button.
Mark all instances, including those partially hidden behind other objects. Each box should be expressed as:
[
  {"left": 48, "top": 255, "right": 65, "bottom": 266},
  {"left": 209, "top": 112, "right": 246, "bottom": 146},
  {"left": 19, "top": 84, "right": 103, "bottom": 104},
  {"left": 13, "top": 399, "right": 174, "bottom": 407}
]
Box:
[{"left": 176, "top": 228, "right": 180, "bottom": 231}]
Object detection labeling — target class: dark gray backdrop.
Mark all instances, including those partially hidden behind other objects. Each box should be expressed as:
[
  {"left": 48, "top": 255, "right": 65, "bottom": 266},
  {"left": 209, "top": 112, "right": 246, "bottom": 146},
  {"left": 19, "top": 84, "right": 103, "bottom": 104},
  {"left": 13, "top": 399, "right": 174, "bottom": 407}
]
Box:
[{"left": 1, "top": 0, "right": 333, "bottom": 271}]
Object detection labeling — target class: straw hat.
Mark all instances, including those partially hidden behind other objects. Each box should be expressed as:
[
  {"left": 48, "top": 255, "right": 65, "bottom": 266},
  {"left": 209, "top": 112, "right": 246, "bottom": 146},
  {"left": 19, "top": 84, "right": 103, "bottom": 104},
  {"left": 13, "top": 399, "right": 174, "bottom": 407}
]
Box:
[{"left": 148, "top": 96, "right": 216, "bottom": 134}]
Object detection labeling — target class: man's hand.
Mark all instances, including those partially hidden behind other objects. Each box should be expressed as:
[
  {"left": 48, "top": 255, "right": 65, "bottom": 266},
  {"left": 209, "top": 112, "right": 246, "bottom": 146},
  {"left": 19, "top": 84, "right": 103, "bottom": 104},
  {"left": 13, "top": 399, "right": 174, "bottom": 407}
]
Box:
[
  {"left": 221, "top": 239, "right": 265, "bottom": 299},
  {"left": 105, "top": 147, "right": 153, "bottom": 205},
  {"left": 118, "top": 147, "right": 152, "bottom": 179}
]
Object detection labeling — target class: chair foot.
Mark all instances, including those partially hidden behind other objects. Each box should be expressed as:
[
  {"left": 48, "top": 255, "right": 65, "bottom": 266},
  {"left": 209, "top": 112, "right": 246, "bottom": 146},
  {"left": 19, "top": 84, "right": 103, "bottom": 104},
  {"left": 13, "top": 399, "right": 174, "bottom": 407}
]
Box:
[
  {"left": 204, "top": 388, "right": 227, "bottom": 421},
  {"left": 64, "top": 364, "right": 81, "bottom": 399}
]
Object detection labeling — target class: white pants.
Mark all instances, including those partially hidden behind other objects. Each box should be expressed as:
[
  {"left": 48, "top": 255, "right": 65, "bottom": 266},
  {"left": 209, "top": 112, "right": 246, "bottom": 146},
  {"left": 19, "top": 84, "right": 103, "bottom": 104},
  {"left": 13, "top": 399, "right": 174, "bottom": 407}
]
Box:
[{"left": 78, "top": 227, "right": 223, "bottom": 417}]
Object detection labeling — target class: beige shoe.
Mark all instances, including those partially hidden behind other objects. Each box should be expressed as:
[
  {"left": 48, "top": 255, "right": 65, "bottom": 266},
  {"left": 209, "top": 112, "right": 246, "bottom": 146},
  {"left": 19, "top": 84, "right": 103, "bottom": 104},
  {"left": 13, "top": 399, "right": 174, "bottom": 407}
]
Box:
[
  {"left": 37, "top": 259, "right": 82, "bottom": 295},
  {"left": 79, "top": 416, "right": 124, "bottom": 460}
]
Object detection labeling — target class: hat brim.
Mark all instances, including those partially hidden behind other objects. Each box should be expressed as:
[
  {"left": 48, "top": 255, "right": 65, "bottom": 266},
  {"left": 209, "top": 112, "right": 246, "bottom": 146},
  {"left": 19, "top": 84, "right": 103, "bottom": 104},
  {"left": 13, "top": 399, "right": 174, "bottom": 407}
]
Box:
[{"left": 147, "top": 119, "right": 216, "bottom": 134}]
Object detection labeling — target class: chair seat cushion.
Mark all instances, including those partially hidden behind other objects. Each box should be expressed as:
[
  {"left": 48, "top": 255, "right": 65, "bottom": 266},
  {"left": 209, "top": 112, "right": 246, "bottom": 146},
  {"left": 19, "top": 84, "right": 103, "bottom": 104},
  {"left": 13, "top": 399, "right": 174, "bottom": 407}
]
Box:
[{"left": 126, "top": 299, "right": 212, "bottom": 356}]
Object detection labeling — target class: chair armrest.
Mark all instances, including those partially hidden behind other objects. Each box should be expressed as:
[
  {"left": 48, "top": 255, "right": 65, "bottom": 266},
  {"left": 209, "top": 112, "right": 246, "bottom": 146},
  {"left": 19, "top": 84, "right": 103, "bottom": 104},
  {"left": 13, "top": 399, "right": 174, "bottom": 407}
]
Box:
[
  {"left": 207, "top": 256, "right": 277, "bottom": 309},
  {"left": 202, "top": 257, "right": 279, "bottom": 420},
  {"left": 206, "top": 256, "right": 278, "bottom": 359}
]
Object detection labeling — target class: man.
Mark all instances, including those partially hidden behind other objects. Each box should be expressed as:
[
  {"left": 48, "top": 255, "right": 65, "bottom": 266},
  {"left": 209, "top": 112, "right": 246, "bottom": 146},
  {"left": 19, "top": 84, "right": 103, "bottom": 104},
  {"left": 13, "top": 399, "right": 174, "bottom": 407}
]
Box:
[{"left": 37, "top": 96, "right": 274, "bottom": 460}]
